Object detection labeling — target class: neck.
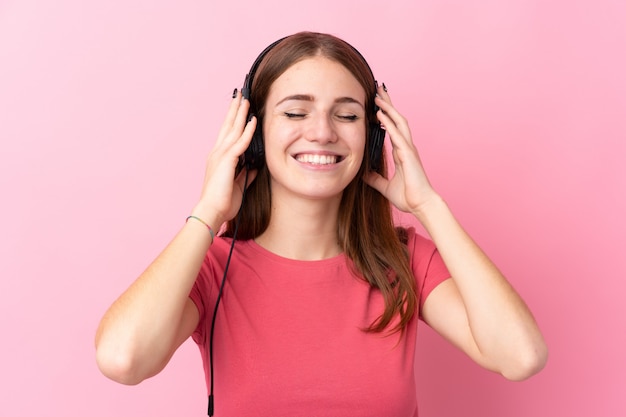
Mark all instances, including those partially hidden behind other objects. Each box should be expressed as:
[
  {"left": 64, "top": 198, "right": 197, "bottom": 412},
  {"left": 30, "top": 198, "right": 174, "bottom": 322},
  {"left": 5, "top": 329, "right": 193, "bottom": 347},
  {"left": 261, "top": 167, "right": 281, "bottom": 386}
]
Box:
[{"left": 255, "top": 194, "right": 342, "bottom": 261}]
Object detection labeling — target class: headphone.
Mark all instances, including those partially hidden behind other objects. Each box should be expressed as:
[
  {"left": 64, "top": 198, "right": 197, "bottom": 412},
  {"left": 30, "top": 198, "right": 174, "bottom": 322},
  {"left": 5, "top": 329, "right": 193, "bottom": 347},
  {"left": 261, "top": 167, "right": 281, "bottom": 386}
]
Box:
[
  {"left": 239, "top": 35, "right": 386, "bottom": 172},
  {"left": 208, "top": 36, "right": 385, "bottom": 416}
]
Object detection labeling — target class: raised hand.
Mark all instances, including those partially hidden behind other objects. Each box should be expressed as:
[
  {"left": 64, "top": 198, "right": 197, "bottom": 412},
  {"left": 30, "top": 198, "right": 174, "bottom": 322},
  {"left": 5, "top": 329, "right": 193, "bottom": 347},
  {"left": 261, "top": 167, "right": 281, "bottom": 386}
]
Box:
[
  {"left": 192, "top": 90, "right": 258, "bottom": 229},
  {"left": 364, "top": 85, "right": 439, "bottom": 217}
]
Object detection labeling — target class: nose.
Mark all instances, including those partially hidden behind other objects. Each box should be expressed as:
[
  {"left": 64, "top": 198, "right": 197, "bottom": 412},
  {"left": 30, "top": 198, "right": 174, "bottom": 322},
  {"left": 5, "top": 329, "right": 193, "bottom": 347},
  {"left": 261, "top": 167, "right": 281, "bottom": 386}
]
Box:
[{"left": 304, "top": 113, "right": 338, "bottom": 144}]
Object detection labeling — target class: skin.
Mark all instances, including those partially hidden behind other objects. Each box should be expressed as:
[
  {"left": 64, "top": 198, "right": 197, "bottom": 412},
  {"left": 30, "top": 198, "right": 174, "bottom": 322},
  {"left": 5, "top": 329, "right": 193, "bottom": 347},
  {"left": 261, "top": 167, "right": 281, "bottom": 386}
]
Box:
[
  {"left": 255, "top": 57, "right": 367, "bottom": 260},
  {"left": 366, "top": 89, "right": 548, "bottom": 380},
  {"left": 95, "top": 56, "right": 547, "bottom": 386}
]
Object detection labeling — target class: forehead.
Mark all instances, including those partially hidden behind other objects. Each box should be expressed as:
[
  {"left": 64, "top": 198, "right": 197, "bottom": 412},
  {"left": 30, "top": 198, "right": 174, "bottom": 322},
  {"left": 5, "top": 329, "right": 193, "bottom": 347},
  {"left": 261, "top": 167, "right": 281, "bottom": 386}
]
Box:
[{"left": 267, "top": 56, "right": 366, "bottom": 102}]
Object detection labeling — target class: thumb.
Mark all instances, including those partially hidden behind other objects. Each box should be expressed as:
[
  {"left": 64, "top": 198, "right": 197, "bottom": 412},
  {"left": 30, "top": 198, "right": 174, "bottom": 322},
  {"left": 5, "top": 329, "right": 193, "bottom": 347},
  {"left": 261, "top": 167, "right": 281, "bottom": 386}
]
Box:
[
  {"left": 235, "top": 168, "right": 258, "bottom": 191},
  {"left": 363, "top": 171, "right": 388, "bottom": 195}
]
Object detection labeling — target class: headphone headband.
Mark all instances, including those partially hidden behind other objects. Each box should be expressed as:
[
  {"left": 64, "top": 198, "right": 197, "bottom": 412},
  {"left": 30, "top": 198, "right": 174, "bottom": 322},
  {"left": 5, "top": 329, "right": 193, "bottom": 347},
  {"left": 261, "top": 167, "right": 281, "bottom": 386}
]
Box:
[{"left": 241, "top": 37, "right": 287, "bottom": 100}]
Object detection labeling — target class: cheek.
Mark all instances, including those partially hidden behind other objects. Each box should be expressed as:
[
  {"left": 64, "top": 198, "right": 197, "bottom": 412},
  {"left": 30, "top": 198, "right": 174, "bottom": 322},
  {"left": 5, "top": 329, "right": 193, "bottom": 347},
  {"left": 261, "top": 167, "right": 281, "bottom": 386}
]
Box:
[
  {"left": 262, "top": 118, "right": 295, "bottom": 148},
  {"left": 261, "top": 123, "right": 297, "bottom": 175},
  {"left": 348, "top": 125, "right": 367, "bottom": 158}
]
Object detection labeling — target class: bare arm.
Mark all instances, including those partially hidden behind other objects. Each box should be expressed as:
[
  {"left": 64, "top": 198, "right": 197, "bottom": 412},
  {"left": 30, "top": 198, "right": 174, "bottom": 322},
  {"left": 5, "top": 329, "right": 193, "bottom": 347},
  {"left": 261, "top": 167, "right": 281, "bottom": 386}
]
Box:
[
  {"left": 365, "top": 86, "right": 547, "bottom": 380},
  {"left": 95, "top": 91, "right": 257, "bottom": 384},
  {"left": 95, "top": 223, "right": 210, "bottom": 385},
  {"left": 416, "top": 196, "right": 547, "bottom": 380}
]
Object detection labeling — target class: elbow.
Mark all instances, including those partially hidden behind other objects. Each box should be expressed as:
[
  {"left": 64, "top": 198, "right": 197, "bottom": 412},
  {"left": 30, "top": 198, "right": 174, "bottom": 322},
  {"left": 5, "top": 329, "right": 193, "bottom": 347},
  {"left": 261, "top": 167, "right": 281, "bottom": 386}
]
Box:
[
  {"left": 501, "top": 340, "right": 549, "bottom": 381},
  {"left": 95, "top": 343, "right": 146, "bottom": 386}
]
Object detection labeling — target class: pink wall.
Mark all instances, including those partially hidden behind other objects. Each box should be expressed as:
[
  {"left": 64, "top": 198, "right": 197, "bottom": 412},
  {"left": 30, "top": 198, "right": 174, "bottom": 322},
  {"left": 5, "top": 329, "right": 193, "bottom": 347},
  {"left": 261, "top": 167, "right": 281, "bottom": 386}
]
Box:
[{"left": 1, "top": 1, "right": 624, "bottom": 416}]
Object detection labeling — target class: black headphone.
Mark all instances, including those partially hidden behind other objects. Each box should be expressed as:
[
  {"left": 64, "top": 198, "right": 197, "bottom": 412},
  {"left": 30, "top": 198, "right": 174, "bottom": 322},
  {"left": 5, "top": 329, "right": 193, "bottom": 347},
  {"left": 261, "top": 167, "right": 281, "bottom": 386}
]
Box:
[
  {"left": 239, "top": 35, "right": 386, "bottom": 172},
  {"left": 209, "top": 37, "right": 385, "bottom": 416}
]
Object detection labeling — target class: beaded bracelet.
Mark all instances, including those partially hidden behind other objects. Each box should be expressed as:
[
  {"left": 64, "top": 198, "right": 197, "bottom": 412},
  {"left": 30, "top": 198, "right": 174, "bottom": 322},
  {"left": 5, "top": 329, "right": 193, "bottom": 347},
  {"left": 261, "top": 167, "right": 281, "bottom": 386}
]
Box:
[{"left": 186, "top": 215, "right": 215, "bottom": 242}]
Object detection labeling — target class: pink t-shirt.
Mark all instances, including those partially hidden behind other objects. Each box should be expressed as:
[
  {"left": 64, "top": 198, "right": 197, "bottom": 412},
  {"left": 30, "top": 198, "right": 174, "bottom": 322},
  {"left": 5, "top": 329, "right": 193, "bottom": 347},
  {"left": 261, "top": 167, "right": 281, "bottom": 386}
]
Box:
[{"left": 190, "top": 227, "right": 450, "bottom": 416}]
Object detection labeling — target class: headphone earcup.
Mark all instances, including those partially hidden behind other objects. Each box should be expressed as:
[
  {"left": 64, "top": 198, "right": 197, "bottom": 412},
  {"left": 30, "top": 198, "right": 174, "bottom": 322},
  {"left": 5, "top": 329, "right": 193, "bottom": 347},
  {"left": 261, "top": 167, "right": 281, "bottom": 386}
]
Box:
[
  {"left": 242, "top": 115, "right": 265, "bottom": 170},
  {"left": 368, "top": 122, "right": 385, "bottom": 171}
]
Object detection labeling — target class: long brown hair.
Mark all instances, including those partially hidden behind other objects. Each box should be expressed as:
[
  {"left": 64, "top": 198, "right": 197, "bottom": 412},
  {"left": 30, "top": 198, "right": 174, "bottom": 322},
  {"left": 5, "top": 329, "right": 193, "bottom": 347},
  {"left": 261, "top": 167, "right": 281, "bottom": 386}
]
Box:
[{"left": 223, "top": 32, "right": 417, "bottom": 334}]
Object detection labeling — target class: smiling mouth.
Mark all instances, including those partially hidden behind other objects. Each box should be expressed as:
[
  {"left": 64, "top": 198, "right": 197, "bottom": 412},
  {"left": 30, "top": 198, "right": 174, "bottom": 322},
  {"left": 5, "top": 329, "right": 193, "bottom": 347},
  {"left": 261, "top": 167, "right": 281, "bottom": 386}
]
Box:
[{"left": 294, "top": 154, "right": 342, "bottom": 165}]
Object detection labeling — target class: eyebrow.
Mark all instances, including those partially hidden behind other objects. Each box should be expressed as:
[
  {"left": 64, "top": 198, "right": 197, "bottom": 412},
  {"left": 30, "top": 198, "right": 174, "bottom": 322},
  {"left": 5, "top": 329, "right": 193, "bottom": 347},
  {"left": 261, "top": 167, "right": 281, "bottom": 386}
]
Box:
[{"left": 275, "top": 94, "right": 364, "bottom": 109}]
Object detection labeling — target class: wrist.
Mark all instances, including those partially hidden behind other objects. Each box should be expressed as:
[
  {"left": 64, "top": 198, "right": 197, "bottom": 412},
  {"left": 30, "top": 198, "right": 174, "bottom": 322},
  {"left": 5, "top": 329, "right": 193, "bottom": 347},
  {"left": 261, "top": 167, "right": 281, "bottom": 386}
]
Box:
[
  {"left": 185, "top": 216, "right": 215, "bottom": 243},
  {"left": 189, "top": 205, "right": 225, "bottom": 237},
  {"left": 411, "top": 193, "right": 448, "bottom": 225}
]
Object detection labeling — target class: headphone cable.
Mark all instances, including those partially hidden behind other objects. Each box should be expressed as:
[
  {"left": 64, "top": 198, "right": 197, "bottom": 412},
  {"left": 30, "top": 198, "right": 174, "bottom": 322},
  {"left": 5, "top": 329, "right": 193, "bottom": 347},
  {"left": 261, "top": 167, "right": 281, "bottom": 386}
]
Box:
[{"left": 207, "top": 167, "right": 250, "bottom": 416}]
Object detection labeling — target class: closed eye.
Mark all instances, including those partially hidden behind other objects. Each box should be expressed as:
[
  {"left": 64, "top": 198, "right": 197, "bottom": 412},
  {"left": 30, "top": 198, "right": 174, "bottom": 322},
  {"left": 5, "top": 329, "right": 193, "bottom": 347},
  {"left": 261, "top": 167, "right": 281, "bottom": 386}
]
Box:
[
  {"left": 284, "top": 112, "right": 306, "bottom": 119},
  {"left": 284, "top": 112, "right": 359, "bottom": 121}
]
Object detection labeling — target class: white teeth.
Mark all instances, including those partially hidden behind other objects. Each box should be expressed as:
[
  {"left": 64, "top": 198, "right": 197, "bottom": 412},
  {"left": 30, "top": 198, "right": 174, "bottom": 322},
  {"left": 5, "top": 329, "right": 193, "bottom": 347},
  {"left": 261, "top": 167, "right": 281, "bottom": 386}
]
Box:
[{"left": 295, "top": 154, "right": 338, "bottom": 165}]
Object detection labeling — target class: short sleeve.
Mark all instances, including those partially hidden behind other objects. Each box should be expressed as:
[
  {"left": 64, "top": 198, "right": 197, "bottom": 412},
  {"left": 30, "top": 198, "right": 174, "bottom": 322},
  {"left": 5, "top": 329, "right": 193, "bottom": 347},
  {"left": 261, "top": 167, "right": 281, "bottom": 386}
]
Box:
[
  {"left": 188, "top": 253, "right": 218, "bottom": 345},
  {"left": 406, "top": 227, "right": 451, "bottom": 312},
  {"left": 187, "top": 236, "right": 234, "bottom": 345}
]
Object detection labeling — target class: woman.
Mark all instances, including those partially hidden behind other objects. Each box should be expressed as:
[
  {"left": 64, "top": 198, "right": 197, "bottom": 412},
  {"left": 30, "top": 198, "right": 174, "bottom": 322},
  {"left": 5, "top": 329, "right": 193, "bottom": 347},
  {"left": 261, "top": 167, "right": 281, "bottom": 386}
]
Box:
[{"left": 95, "top": 31, "right": 547, "bottom": 416}]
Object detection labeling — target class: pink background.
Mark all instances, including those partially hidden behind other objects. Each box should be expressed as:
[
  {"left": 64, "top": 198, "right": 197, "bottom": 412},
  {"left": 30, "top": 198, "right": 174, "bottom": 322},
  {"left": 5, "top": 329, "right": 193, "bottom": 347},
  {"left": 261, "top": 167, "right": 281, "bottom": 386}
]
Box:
[{"left": 1, "top": 1, "right": 624, "bottom": 416}]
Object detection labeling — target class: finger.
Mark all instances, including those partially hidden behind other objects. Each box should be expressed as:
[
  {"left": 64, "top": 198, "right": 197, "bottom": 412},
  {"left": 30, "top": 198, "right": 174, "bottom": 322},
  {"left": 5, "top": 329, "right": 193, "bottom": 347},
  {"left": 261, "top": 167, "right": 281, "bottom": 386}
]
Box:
[
  {"left": 236, "top": 115, "right": 257, "bottom": 149},
  {"left": 222, "top": 89, "right": 244, "bottom": 129},
  {"left": 231, "top": 97, "right": 252, "bottom": 139},
  {"left": 215, "top": 90, "right": 251, "bottom": 145},
  {"left": 375, "top": 96, "right": 410, "bottom": 136},
  {"left": 375, "top": 107, "right": 413, "bottom": 151},
  {"left": 222, "top": 117, "right": 257, "bottom": 172},
  {"left": 363, "top": 171, "right": 389, "bottom": 196},
  {"left": 235, "top": 166, "right": 259, "bottom": 190},
  {"left": 227, "top": 115, "right": 258, "bottom": 168},
  {"left": 208, "top": 115, "right": 257, "bottom": 178},
  {"left": 376, "top": 82, "right": 394, "bottom": 106}
]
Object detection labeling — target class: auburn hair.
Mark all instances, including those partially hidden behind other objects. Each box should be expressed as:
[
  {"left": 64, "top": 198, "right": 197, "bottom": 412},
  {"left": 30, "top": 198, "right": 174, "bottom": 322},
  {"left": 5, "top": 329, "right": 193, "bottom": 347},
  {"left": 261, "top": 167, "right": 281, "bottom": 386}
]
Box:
[{"left": 223, "top": 32, "right": 417, "bottom": 334}]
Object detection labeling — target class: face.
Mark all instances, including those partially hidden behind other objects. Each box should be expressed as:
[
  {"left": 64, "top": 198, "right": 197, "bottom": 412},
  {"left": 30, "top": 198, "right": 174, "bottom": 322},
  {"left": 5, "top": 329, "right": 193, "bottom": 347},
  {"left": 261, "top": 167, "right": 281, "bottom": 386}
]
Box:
[{"left": 262, "top": 56, "right": 367, "bottom": 203}]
